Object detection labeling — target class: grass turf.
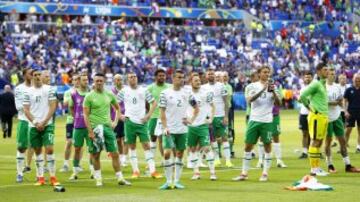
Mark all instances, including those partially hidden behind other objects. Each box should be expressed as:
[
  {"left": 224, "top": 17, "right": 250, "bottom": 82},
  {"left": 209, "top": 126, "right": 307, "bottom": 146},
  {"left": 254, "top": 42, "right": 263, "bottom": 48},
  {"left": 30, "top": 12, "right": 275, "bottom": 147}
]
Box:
[{"left": 0, "top": 110, "right": 360, "bottom": 202}]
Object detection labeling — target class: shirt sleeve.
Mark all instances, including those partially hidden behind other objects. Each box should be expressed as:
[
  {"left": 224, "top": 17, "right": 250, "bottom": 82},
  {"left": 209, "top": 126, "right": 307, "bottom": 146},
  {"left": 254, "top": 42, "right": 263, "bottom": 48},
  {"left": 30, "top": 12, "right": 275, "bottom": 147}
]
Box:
[
  {"left": 246, "top": 84, "right": 258, "bottom": 98},
  {"left": 48, "top": 86, "right": 57, "bottom": 101},
  {"left": 68, "top": 92, "right": 74, "bottom": 108},
  {"left": 14, "top": 86, "right": 23, "bottom": 111},
  {"left": 159, "top": 92, "right": 167, "bottom": 108},
  {"left": 117, "top": 89, "right": 125, "bottom": 102},
  {"left": 221, "top": 84, "right": 228, "bottom": 97},
  {"left": 299, "top": 81, "right": 318, "bottom": 105},
  {"left": 338, "top": 85, "right": 343, "bottom": 100},
  {"left": 23, "top": 90, "right": 30, "bottom": 106},
  {"left": 109, "top": 92, "right": 117, "bottom": 105},
  {"left": 145, "top": 89, "right": 155, "bottom": 103},
  {"left": 83, "top": 94, "right": 91, "bottom": 108}
]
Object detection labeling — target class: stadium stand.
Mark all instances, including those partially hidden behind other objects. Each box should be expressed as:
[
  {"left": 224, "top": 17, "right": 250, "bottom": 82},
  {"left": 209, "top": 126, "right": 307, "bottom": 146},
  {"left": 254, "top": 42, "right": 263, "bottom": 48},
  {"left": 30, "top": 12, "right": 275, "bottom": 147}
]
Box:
[{"left": 0, "top": 0, "right": 359, "bottom": 109}]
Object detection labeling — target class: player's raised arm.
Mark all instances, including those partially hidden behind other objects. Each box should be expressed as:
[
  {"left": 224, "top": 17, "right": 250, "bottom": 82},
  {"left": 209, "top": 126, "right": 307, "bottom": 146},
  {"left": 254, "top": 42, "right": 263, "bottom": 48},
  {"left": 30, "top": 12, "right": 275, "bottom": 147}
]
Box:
[
  {"left": 246, "top": 84, "right": 267, "bottom": 103},
  {"left": 273, "top": 88, "right": 282, "bottom": 107}
]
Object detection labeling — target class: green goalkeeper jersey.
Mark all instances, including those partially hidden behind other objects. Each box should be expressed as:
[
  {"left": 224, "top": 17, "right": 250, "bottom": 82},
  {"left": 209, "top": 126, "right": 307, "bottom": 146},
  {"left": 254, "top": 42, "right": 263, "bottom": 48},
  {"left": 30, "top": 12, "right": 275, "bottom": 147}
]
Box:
[{"left": 299, "top": 79, "right": 328, "bottom": 115}]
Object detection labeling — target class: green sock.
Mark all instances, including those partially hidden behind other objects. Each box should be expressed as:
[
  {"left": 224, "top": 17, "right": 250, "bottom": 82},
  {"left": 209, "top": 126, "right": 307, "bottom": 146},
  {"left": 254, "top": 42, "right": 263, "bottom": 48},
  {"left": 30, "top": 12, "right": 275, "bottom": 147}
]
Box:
[{"left": 73, "top": 159, "right": 80, "bottom": 167}]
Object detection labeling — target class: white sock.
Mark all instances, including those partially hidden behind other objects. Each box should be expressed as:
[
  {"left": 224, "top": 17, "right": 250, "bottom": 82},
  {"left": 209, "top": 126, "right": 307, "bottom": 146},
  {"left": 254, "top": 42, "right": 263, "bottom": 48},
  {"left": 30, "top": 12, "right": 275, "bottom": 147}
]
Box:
[
  {"left": 119, "top": 154, "right": 125, "bottom": 165},
  {"left": 211, "top": 142, "right": 220, "bottom": 161},
  {"left": 64, "top": 160, "right": 69, "bottom": 167},
  {"left": 223, "top": 141, "right": 231, "bottom": 161},
  {"left": 190, "top": 152, "right": 199, "bottom": 173},
  {"left": 242, "top": 152, "right": 252, "bottom": 175},
  {"left": 115, "top": 171, "right": 123, "bottom": 179},
  {"left": 94, "top": 169, "right": 102, "bottom": 180},
  {"left": 150, "top": 141, "right": 157, "bottom": 157},
  {"left": 196, "top": 151, "right": 202, "bottom": 167},
  {"left": 47, "top": 154, "right": 56, "bottom": 177},
  {"left": 16, "top": 151, "right": 25, "bottom": 176},
  {"left": 303, "top": 147, "right": 308, "bottom": 154},
  {"left": 174, "top": 157, "right": 183, "bottom": 183},
  {"left": 35, "top": 154, "right": 44, "bottom": 178},
  {"left": 73, "top": 166, "right": 81, "bottom": 175},
  {"left": 122, "top": 154, "right": 127, "bottom": 164},
  {"left": 206, "top": 151, "right": 215, "bottom": 174},
  {"left": 263, "top": 152, "right": 272, "bottom": 174},
  {"left": 273, "top": 143, "right": 282, "bottom": 161},
  {"left": 89, "top": 159, "right": 94, "bottom": 175},
  {"left": 326, "top": 155, "right": 333, "bottom": 166},
  {"left": 357, "top": 145, "right": 360, "bottom": 150},
  {"left": 343, "top": 156, "right": 351, "bottom": 165},
  {"left": 258, "top": 143, "right": 264, "bottom": 163},
  {"left": 129, "top": 149, "right": 139, "bottom": 173},
  {"left": 144, "top": 150, "right": 156, "bottom": 174},
  {"left": 164, "top": 158, "right": 173, "bottom": 184}
]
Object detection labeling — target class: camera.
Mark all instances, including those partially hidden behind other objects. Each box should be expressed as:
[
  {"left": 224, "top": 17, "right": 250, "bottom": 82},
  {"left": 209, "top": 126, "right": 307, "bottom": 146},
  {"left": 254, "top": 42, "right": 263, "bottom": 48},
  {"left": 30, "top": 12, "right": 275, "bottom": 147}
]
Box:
[{"left": 268, "top": 78, "right": 274, "bottom": 92}]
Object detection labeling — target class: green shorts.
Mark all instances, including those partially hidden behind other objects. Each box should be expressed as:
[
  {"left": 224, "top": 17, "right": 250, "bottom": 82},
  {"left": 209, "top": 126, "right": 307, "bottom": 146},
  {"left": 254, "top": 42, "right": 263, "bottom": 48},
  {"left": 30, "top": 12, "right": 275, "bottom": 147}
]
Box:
[
  {"left": 16, "top": 120, "right": 29, "bottom": 149},
  {"left": 88, "top": 125, "right": 117, "bottom": 154},
  {"left": 212, "top": 117, "right": 227, "bottom": 138},
  {"left": 73, "top": 128, "right": 90, "bottom": 148},
  {"left": 124, "top": 119, "right": 149, "bottom": 145},
  {"left": 327, "top": 117, "right": 345, "bottom": 137},
  {"left": 272, "top": 115, "right": 281, "bottom": 136},
  {"left": 29, "top": 124, "right": 55, "bottom": 148},
  {"left": 147, "top": 118, "right": 157, "bottom": 136},
  {"left": 245, "top": 121, "right": 273, "bottom": 145},
  {"left": 163, "top": 133, "right": 187, "bottom": 151},
  {"left": 187, "top": 125, "right": 210, "bottom": 147}
]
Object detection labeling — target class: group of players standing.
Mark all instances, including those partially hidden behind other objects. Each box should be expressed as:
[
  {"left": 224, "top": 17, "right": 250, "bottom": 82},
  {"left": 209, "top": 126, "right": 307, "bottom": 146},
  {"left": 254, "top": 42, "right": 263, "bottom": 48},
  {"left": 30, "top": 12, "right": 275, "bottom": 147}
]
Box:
[{"left": 13, "top": 63, "right": 360, "bottom": 189}]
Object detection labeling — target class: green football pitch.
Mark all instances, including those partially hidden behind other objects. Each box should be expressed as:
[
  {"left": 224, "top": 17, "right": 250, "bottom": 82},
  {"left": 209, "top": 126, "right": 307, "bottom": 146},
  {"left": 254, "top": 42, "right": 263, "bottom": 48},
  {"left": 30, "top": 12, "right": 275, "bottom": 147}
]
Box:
[{"left": 1, "top": 110, "right": 360, "bottom": 202}]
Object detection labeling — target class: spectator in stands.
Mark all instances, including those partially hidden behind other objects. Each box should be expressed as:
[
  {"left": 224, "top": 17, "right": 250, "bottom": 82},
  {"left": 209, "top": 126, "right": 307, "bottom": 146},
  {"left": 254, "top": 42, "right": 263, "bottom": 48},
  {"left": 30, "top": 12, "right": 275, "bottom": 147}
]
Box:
[{"left": 0, "top": 85, "right": 17, "bottom": 139}]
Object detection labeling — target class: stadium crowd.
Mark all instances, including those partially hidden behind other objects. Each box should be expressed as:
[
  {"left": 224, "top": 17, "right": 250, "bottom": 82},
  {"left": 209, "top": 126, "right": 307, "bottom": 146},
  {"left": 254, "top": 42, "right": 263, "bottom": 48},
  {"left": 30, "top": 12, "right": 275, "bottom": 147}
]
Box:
[
  {"left": 0, "top": 14, "right": 359, "bottom": 95},
  {"left": 8, "top": 0, "right": 358, "bottom": 21}
]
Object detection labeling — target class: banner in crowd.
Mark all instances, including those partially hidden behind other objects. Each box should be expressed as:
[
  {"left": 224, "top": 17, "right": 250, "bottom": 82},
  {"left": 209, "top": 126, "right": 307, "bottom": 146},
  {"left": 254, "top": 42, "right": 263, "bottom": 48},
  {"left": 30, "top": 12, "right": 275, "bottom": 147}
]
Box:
[{"left": 0, "top": 1, "right": 245, "bottom": 20}]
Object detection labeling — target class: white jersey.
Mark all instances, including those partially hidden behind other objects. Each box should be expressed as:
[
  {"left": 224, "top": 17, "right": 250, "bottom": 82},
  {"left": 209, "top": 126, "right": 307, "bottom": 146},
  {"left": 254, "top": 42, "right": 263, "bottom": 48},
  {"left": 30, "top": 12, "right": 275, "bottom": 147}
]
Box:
[
  {"left": 247, "top": 81, "right": 275, "bottom": 123},
  {"left": 188, "top": 86, "right": 213, "bottom": 127},
  {"left": 118, "top": 86, "right": 154, "bottom": 124},
  {"left": 203, "top": 82, "right": 227, "bottom": 117},
  {"left": 23, "top": 84, "right": 56, "bottom": 127},
  {"left": 339, "top": 84, "right": 347, "bottom": 112},
  {"left": 159, "top": 88, "right": 197, "bottom": 134},
  {"left": 299, "top": 86, "right": 309, "bottom": 115},
  {"left": 327, "top": 83, "right": 342, "bottom": 122},
  {"left": 15, "top": 83, "right": 31, "bottom": 121}
]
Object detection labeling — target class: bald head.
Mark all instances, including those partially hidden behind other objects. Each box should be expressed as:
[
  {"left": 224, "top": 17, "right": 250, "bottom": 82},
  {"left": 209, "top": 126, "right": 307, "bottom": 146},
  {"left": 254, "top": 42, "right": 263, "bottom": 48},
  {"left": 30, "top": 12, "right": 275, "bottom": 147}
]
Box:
[
  {"left": 4, "top": 85, "right": 11, "bottom": 92},
  {"left": 354, "top": 73, "right": 360, "bottom": 88},
  {"left": 113, "top": 74, "right": 123, "bottom": 89},
  {"left": 338, "top": 74, "right": 347, "bottom": 86}
]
